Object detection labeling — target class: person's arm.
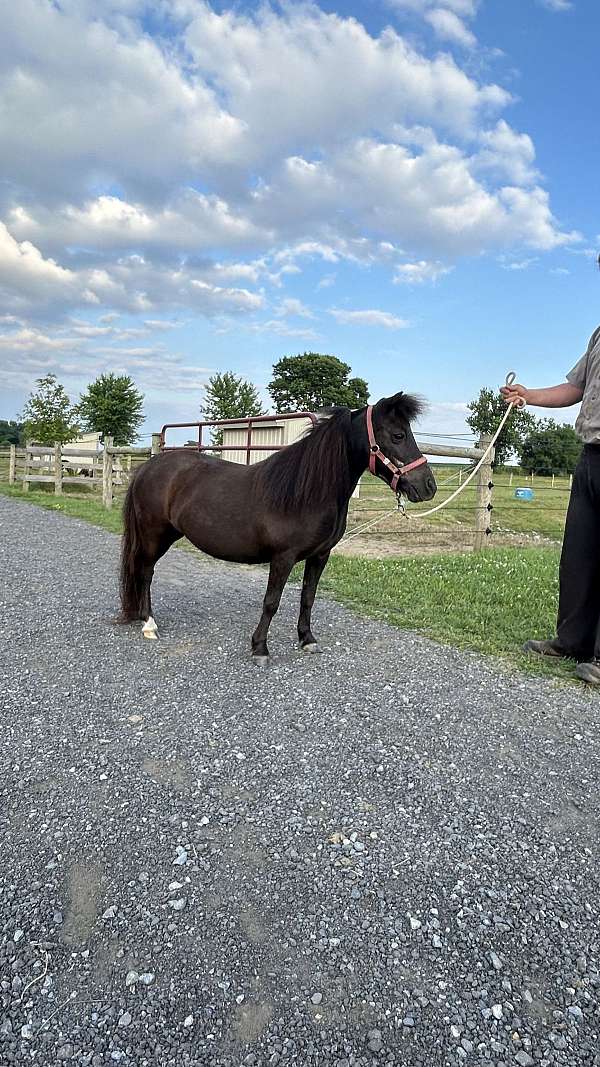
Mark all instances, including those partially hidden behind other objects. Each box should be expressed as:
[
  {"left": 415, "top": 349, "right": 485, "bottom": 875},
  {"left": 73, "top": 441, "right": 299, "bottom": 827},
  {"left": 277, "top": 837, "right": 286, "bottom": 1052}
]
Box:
[{"left": 500, "top": 382, "right": 584, "bottom": 408}]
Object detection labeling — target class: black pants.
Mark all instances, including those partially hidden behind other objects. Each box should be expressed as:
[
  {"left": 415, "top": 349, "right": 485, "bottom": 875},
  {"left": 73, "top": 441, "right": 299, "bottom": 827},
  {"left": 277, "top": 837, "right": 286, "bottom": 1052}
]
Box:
[{"left": 557, "top": 445, "right": 600, "bottom": 660}]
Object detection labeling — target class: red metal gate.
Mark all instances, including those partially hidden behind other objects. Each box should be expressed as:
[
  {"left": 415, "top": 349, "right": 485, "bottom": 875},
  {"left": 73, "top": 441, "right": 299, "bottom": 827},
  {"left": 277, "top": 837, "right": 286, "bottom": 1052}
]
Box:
[{"left": 159, "top": 411, "right": 318, "bottom": 464}]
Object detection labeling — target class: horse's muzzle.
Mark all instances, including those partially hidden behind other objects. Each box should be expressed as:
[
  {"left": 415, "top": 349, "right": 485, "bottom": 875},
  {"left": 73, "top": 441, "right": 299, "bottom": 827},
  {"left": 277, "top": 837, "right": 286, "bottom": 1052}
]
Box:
[{"left": 402, "top": 468, "right": 437, "bottom": 503}]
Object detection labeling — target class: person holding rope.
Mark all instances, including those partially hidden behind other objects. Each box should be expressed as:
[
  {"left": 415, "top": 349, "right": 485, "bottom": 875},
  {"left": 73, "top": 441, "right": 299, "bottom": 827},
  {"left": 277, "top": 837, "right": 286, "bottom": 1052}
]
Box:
[{"left": 501, "top": 321, "right": 600, "bottom": 684}]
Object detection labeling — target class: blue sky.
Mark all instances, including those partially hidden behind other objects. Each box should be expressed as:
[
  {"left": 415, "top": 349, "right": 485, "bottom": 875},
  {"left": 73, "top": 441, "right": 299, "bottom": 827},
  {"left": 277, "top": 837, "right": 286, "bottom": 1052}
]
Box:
[{"left": 1, "top": 0, "right": 598, "bottom": 442}]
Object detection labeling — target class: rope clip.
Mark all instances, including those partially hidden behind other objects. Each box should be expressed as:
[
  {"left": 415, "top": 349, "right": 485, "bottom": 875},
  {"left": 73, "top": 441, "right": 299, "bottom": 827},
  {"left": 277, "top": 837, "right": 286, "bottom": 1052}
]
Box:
[{"left": 396, "top": 493, "right": 407, "bottom": 517}]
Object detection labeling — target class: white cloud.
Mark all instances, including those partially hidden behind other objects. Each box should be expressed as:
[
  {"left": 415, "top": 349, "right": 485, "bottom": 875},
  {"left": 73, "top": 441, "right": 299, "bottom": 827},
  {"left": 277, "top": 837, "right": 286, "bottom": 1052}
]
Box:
[
  {"left": 274, "top": 298, "right": 315, "bottom": 319},
  {"left": 538, "top": 0, "right": 572, "bottom": 10},
  {"left": 393, "top": 260, "right": 453, "bottom": 284},
  {"left": 246, "top": 320, "right": 320, "bottom": 341},
  {"left": 499, "top": 257, "right": 538, "bottom": 271},
  {"left": 0, "top": 0, "right": 580, "bottom": 378},
  {"left": 476, "top": 121, "right": 539, "bottom": 185},
  {"left": 0, "top": 222, "right": 264, "bottom": 320},
  {"left": 261, "top": 139, "right": 577, "bottom": 256},
  {"left": 0, "top": 321, "right": 211, "bottom": 396},
  {"left": 329, "top": 308, "right": 411, "bottom": 329},
  {"left": 9, "top": 192, "right": 267, "bottom": 256},
  {"left": 424, "top": 8, "right": 477, "bottom": 48}
]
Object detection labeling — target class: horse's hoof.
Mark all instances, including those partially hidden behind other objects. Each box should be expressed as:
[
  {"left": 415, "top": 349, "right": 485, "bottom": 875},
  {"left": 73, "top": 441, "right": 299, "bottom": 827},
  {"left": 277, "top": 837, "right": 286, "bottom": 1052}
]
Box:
[
  {"left": 252, "top": 655, "right": 270, "bottom": 667},
  {"left": 301, "top": 642, "right": 321, "bottom": 655},
  {"left": 142, "top": 617, "right": 159, "bottom": 640}
]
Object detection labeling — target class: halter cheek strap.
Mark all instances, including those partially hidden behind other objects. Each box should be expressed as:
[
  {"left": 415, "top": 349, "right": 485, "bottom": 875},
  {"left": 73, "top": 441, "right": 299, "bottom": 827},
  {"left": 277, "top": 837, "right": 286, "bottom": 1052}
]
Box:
[{"left": 366, "top": 405, "right": 427, "bottom": 492}]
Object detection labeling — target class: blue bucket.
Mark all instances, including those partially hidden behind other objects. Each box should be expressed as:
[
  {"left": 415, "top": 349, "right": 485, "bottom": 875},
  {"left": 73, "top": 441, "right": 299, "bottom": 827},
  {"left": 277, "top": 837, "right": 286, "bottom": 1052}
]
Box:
[{"left": 515, "top": 487, "right": 534, "bottom": 501}]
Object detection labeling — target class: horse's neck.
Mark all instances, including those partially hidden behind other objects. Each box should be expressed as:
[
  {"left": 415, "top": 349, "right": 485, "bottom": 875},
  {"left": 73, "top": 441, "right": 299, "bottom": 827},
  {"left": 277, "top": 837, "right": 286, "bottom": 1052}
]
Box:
[{"left": 346, "top": 414, "right": 370, "bottom": 497}]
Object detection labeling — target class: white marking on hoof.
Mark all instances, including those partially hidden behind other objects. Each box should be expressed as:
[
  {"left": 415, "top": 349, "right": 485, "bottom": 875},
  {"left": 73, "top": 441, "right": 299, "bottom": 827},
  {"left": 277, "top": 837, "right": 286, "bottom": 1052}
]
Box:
[
  {"left": 301, "top": 642, "right": 321, "bottom": 654},
  {"left": 142, "top": 616, "right": 159, "bottom": 640},
  {"left": 252, "top": 655, "right": 270, "bottom": 667}
]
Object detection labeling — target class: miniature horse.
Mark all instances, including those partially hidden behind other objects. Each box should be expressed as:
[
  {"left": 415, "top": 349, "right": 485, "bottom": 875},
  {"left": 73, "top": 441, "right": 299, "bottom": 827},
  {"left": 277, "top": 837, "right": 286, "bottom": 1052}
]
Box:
[{"left": 119, "top": 393, "right": 437, "bottom": 662}]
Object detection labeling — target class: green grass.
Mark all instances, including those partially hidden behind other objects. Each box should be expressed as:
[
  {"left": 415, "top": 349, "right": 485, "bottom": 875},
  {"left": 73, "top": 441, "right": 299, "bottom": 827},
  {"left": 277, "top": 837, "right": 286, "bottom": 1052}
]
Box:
[
  {"left": 0, "top": 483, "right": 124, "bottom": 534},
  {"left": 352, "top": 465, "right": 569, "bottom": 541},
  {"left": 318, "top": 547, "right": 576, "bottom": 682},
  {"left": 1, "top": 480, "right": 575, "bottom": 682}
]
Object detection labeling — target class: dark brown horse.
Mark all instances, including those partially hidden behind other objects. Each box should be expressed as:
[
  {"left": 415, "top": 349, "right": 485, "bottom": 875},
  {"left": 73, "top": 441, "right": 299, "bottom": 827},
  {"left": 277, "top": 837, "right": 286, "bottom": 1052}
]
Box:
[{"left": 119, "top": 393, "right": 437, "bottom": 662}]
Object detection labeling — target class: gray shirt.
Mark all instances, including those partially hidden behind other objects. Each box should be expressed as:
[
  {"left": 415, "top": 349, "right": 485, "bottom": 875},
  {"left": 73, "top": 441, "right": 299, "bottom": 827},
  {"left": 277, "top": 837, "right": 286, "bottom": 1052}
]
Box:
[{"left": 567, "top": 325, "right": 600, "bottom": 443}]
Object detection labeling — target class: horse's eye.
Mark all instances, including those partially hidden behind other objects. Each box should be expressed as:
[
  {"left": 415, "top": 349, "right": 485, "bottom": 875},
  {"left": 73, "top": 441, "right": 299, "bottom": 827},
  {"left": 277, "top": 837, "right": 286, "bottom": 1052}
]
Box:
[{"left": 393, "top": 431, "right": 406, "bottom": 441}]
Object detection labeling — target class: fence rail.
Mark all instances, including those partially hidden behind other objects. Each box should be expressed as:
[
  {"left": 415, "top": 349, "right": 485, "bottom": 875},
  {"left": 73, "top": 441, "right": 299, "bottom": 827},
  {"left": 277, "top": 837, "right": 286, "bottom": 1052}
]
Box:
[
  {"left": 0, "top": 424, "right": 497, "bottom": 548},
  {"left": 2, "top": 438, "right": 159, "bottom": 508}
]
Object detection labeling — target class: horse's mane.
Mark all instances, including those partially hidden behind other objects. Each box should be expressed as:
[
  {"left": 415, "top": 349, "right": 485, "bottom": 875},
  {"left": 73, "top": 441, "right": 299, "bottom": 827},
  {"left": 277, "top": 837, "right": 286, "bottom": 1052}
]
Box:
[
  {"left": 257, "top": 407, "right": 354, "bottom": 512},
  {"left": 394, "top": 393, "right": 424, "bottom": 422}
]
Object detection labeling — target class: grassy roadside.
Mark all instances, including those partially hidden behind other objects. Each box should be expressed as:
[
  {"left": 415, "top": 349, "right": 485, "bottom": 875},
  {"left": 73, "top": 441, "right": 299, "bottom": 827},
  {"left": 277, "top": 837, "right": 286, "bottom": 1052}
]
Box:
[
  {"left": 0, "top": 483, "right": 124, "bottom": 533},
  {"left": 318, "top": 548, "right": 574, "bottom": 682},
  {"left": 0, "top": 483, "right": 574, "bottom": 683}
]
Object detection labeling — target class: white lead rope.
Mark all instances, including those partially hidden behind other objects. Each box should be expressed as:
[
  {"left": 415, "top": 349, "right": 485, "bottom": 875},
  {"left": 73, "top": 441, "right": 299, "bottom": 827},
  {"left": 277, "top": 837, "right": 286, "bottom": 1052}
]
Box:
[
  {"left": 341, "top": 374, "right": 521, "bottom": 544},
  {"left": 399, "top": 400, "right": 514, "bottom": 520}
]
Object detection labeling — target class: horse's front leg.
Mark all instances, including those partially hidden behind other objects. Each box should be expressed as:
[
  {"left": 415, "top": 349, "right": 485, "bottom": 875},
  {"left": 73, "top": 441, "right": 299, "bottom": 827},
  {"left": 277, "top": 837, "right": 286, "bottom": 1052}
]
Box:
[
  {"left": 251, "top": 553, "right": 296, "bottom": 665},
  {"left": 297, "top": 551, "right": 330, "bottom": 653}
]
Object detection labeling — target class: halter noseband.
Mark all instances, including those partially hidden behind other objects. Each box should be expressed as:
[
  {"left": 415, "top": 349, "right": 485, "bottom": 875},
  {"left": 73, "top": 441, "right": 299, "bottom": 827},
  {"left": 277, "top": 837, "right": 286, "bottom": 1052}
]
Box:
[{"left": 366, "top": 405, "right": 428, "bottom": 493}]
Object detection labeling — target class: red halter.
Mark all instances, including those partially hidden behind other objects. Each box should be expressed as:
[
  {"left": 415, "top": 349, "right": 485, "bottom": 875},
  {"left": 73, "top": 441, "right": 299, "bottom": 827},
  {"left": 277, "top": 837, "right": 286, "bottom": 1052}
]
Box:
[{"left": 366, "top": 405, "right": 428, "bottom": 493}]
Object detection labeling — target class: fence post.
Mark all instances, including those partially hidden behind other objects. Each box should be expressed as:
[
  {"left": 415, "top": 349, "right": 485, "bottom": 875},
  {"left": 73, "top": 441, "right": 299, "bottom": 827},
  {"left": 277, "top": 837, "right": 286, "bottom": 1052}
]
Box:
[
  {"left": 474, "top": 434, "right": 494, "bottom": 552},
  {"left": 54, "top": 442, "right": 63, "bottom": 495},
  {"left": 23, "top": 442, "right": 31, "bottom": 492},
  {"left": 102, "top": 436, "right": 114, "bottom": 508},
  {"left": 151, "top": 433, "right": 161, "bottom": 456},
  {"left": 9, "top": 444, "right": 16, "bottom": 485}
]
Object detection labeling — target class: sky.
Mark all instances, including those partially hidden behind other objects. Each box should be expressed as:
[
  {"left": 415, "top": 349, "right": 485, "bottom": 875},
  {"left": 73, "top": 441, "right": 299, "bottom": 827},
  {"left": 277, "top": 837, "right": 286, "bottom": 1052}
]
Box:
[{"left": 1, "top": 0, "right": 599, "bottom": 443}]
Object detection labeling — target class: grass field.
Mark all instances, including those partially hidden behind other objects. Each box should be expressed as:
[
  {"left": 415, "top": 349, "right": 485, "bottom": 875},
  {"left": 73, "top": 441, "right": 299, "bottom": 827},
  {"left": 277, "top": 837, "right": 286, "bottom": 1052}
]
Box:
[
  {"left": 0, "top": 481, "right": 575, "bottom": 682},
  {"left": 352, "top": 464, "right": 570, "bottom": 542}
]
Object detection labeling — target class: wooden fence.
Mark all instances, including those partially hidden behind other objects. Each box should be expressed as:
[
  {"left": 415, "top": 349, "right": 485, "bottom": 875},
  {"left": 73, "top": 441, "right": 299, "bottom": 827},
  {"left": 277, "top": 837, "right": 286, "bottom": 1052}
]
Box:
[
  {"left": 2, "top": 435, "right": 161, "bottom": 508},
  {"left": 0, "top": 432, "right": 495, "bottom": 548}
]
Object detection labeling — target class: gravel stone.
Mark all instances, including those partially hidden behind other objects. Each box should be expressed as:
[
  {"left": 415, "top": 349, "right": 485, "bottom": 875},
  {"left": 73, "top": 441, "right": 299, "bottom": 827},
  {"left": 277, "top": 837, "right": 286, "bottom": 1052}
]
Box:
[{"left": 1, "top": 497, "right": 599, "bottom": 1067}]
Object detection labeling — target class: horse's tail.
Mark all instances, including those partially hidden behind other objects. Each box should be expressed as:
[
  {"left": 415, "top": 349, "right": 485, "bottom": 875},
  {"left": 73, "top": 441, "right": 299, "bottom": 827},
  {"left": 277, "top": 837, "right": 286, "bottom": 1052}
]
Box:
[{"left": 119, "top": 475, "right": 144, "bottom": 620}]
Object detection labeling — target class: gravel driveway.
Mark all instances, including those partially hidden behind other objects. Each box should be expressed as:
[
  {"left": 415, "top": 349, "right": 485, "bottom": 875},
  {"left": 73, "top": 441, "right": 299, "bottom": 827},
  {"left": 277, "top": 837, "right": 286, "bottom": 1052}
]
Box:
[{"left": 1, "top": 495, "right": 599, "bottom": 1067}]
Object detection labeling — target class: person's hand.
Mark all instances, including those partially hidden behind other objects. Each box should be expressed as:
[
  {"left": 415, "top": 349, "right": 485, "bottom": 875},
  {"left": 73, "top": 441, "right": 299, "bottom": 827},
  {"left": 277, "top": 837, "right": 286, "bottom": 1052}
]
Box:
[{"left": 500, "top": 383, "right": 529, "bottom": 407}]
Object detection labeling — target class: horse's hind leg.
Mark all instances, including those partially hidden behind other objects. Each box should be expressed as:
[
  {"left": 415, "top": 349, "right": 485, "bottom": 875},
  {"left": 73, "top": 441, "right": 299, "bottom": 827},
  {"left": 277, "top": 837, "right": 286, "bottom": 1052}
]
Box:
[
  {"left": 251, "top": 552, "right": 296, "bottom": 664},
  {"left": 138, "top": 527, "right": 180, "bottom": 638},
  {"left": 297, "top": 551, "right": 330, "bottom": 652},
  {"left": 120, "top": 510, "right": 178, "bottom": 631}
]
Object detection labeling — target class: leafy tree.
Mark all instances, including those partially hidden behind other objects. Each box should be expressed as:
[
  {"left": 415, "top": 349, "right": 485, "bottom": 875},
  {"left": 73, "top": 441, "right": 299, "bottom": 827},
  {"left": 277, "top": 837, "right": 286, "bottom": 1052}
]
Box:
[
  {"left": 519, "top": 420, "right": 582, "bottom": 476},
  {"left": 268, "top": 353, "right": 369, "bottom": 412},
  {"left": 466, "top": 386, "right": 536, "bottom": 466},
  {"left": 0, "top": 419, "right": 23, "bottom": 445},
  {"left": 21, "top": 374, "right": 80, "bottom": 445},
  {"left": 77, "top": 373, "right": 145, "bottom": 445},
  {"left": 202, "top": 371, "right": 265, "bottom": 445}
]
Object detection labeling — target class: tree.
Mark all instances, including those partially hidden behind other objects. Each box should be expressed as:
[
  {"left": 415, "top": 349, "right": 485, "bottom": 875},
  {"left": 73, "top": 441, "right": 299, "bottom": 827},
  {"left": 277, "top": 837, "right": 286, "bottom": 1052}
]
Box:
[
  {"left": 202, "top": 371, "right": 265, "bottom": 445},
  {"left": 268, "top": 353, "right": 369, "bottom": 412},
  {"left": 77, "top": 373, "right": 145, "bottom": 445},
  {"left": 519, "top": 420, "right": 582, "bottom": 476},
  {"left": 0, "top": 419, "right": 23, "bottom": 445},
  {"left": 21, "top": 374, "right": 80, "bottom": 445},
  {"left": 466, "top": 386, "right": 536, "bottom": 466}
]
